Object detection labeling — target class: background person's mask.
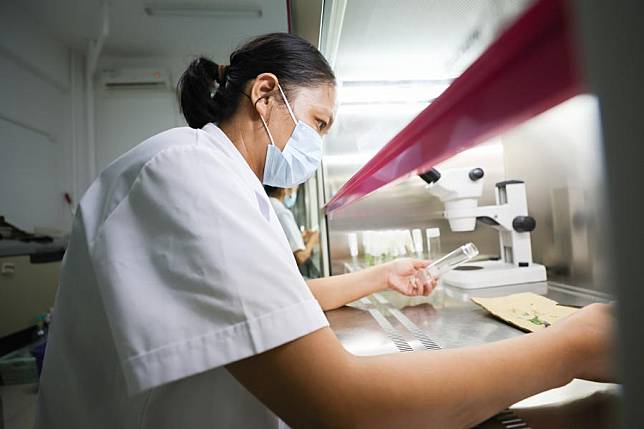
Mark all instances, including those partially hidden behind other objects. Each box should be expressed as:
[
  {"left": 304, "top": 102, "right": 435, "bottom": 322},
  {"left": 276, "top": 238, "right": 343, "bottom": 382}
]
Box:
[
  {"left": 284, "top": 190, "right": 297, "bottom": 208},
  {"left": 259, "top": 84, "right": 322, "bottom": 187}
]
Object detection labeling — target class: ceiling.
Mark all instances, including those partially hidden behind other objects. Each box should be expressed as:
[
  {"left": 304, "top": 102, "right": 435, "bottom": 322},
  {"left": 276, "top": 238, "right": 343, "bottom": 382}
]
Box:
[
  {"left": 12, "top": 0, "right": 288, "bottom": 59},
  {"left": 333, "top": 0, "right": 532, "bottom": 81}
]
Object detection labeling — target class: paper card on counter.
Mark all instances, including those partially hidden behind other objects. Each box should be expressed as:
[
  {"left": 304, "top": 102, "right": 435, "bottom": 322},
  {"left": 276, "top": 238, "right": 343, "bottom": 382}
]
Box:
[{"left": 471, "top": 292, "right": 578, "bottom": 333}]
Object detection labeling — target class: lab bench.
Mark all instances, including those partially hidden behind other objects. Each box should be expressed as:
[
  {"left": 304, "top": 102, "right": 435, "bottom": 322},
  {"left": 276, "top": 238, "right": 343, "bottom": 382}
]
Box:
[{"left": 325, "top": 281, "right": 620, "bottom": 429}]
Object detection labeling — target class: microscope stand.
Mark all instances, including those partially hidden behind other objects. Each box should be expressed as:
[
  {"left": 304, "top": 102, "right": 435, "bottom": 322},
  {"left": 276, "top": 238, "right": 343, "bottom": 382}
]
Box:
[{"left": 442, "top": 260, "right": 547, "bottom": 289}]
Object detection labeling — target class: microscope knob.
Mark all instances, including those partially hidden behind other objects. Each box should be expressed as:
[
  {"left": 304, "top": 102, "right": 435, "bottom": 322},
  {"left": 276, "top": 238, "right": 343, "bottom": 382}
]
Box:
[
  {"left": 419, "top": 168, "right": 442, "bottom": 184},
  {"left": 468, "top": 168, "right": 485, "bottom": 181},
  {"left": 513, "top": 216, "right": 536, "bottom": 232}
]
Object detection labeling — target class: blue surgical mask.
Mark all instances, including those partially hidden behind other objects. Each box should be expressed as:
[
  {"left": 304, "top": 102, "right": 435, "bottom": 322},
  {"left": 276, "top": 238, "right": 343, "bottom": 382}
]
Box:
[
  {"left": 260, "top": 84, "right": 323, "bottom": 187},
  {"left": 284, "top": 191, "right": 297, "bottom": 208}
]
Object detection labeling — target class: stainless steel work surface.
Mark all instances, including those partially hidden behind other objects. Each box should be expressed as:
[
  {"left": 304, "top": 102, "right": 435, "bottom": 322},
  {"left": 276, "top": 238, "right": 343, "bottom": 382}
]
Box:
[{"left": 326, "top": 281, "right": 620, "bottom": 428}]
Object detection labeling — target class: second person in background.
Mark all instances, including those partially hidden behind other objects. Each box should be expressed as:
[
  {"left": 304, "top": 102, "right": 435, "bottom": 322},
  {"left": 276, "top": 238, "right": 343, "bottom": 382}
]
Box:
[{"left": 265, "top": 185, "right": 320, "bottom": 276}]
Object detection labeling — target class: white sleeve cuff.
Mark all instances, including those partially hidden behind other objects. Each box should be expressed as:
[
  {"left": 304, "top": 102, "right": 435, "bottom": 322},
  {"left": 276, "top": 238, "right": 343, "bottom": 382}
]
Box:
[{"left": 122, "top": 299, "right": 328, "bottom": 395}]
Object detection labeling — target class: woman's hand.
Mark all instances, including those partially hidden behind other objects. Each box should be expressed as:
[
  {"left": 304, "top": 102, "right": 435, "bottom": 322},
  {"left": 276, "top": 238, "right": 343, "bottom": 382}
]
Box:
[
  {"left": 381, "top": 258, "right": 438, "bottom": 296},
  {"left": 549, "top": 303, "right": 616, "bottom": 383},
  {"left": 302, "top": 230, "right": 320, "bottom": 246}
]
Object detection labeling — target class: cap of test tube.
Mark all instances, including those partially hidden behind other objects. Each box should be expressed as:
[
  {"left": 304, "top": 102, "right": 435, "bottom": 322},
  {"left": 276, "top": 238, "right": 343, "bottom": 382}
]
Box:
[{"left": 425, "top": 242, "right": 479, "bottom": 279}]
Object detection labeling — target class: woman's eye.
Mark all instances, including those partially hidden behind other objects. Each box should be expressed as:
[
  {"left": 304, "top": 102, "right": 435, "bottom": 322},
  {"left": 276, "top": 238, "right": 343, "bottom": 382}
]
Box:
[{"left": 317, "top": 120, "right": 327, "bottom": 131}]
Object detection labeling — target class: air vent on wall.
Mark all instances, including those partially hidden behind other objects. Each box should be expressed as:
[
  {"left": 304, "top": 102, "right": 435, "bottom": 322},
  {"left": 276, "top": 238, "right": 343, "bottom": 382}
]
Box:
[{"left": 100, "top": 68, "right": 170, "bottom": 90}]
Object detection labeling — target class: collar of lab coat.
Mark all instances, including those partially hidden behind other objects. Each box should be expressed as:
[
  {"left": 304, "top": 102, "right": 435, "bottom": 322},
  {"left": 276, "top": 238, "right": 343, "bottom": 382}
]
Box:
[
  {"left": 202, "top": 122, "right": 273, "bottom": 219},
  {"left": 201, "top": 123, "right": 264, "bottom": 187}
]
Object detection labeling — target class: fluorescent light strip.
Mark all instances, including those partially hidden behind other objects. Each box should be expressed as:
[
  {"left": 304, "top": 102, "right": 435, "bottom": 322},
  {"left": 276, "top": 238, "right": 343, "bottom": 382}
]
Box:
[
  {"left": 338, "top": 79, "right": 454, "bottom": 105},
  {"left": 144, "top": 3, "right": 262, "bottom": 18}
]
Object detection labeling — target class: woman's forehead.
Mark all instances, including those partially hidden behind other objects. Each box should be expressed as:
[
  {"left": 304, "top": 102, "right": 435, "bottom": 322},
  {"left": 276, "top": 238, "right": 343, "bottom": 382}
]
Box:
[
  {"left": 292, "top": 84, "right": 336, "bottom": 118},
  {"left": 293, "top": 84, "right": 336, "bottom": 107}
]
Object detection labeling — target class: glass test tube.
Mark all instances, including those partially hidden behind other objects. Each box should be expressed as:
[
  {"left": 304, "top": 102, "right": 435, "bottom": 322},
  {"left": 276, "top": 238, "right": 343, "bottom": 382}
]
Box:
[
  {"left": 426, "top": 228, "right": 441, "bottom": 260},
  {"left": 424, "top": 242, "right": 479, "bottom": 279}
]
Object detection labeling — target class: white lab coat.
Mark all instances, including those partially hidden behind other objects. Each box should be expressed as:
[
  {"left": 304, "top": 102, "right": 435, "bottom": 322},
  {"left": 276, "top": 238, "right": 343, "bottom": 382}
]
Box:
[
  {"left": 269, "top": 197, "right": 305, "bottom": 253},
  {"left": 34, "top": 123, "right": 328, "bottom": 428}
]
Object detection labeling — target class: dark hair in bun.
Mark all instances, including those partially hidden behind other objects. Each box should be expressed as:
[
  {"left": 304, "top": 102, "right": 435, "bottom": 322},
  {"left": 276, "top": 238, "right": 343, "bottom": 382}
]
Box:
[{"left": 177, "top": 32, "right": 335, "bottom": 129}]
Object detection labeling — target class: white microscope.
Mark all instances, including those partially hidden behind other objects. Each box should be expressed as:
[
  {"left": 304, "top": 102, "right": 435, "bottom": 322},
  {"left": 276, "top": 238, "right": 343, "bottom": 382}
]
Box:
[{"left": 419, "top": 167, "right": 547, "bottom": 289}]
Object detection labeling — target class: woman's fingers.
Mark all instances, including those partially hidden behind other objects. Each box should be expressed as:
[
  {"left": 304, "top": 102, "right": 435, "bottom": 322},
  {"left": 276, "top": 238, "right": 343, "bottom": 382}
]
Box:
[
  {"left": 387, "top": 258, "right": 439, "bottom": 297},
  {"left": 424, "top": 277, "right": 437, "bottom": 295},
  {"left": 412, "top": 259, "right": 431, "bottom": 270},
  {"left": 409, "top": 269, "right": 433, "bottom": 296},
  {"left": 421, "top": 282, "right": 430, "bottom": 296},
  {"left": 395, "top": 276, "right": 414, "bottom": 295},
  {"left": 412, "top": 276, "right": 423, "bottom": 296},
  {"left": 407, "top": 276, "right": 418, "bottom": 295}
]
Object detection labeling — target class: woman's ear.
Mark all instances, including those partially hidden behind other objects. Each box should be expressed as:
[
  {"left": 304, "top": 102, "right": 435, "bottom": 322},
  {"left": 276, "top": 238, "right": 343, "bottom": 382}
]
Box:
[{"left": 250, "top": 73, "right": 279, "bottom": 118}]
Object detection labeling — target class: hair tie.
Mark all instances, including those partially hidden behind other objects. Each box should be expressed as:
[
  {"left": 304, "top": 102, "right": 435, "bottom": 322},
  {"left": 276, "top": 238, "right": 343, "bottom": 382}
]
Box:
[{"left": 217, "top": 64, "right": 229, "bottom": 85}]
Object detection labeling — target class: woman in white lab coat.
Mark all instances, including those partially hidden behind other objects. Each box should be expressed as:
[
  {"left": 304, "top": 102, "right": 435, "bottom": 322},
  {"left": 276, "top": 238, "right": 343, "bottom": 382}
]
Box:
[{"left": 35, "top": 33, "right": 614, "bottom": 429}]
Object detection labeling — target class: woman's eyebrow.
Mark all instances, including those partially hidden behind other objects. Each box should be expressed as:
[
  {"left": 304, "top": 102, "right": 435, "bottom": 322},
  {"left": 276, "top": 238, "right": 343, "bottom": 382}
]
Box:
[
  {"left": 310, "top": 104, "right": 332, "bottom": 122},
  {"left": 327, "top": 109, "right": 335, "bottom": 125},
  {"left": 317, "top": 106, "right": 334, "bottom": 125}
]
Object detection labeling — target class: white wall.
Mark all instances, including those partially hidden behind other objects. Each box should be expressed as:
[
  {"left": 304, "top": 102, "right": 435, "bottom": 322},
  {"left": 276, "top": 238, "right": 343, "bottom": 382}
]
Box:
[
  {"left": 94, "top": 56, "right": 189, "bottom": 172},
  {"left": 96, "top": 88, "right": 180, "bottom": 172},
  {"left": 0, "top": 3, "right": 84, "bottom": 233},
  {"left": 1, "top": 4, "right": 289, "bottom": 232},
  {"left": 0, "top": 6, "right": 251, "bottom": 234}
]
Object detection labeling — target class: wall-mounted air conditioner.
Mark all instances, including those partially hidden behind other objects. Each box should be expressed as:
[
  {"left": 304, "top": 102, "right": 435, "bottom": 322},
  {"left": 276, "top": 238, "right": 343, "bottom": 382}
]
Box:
[{"left": 99, "top": 68, "right": 170, "bottom": 90}]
